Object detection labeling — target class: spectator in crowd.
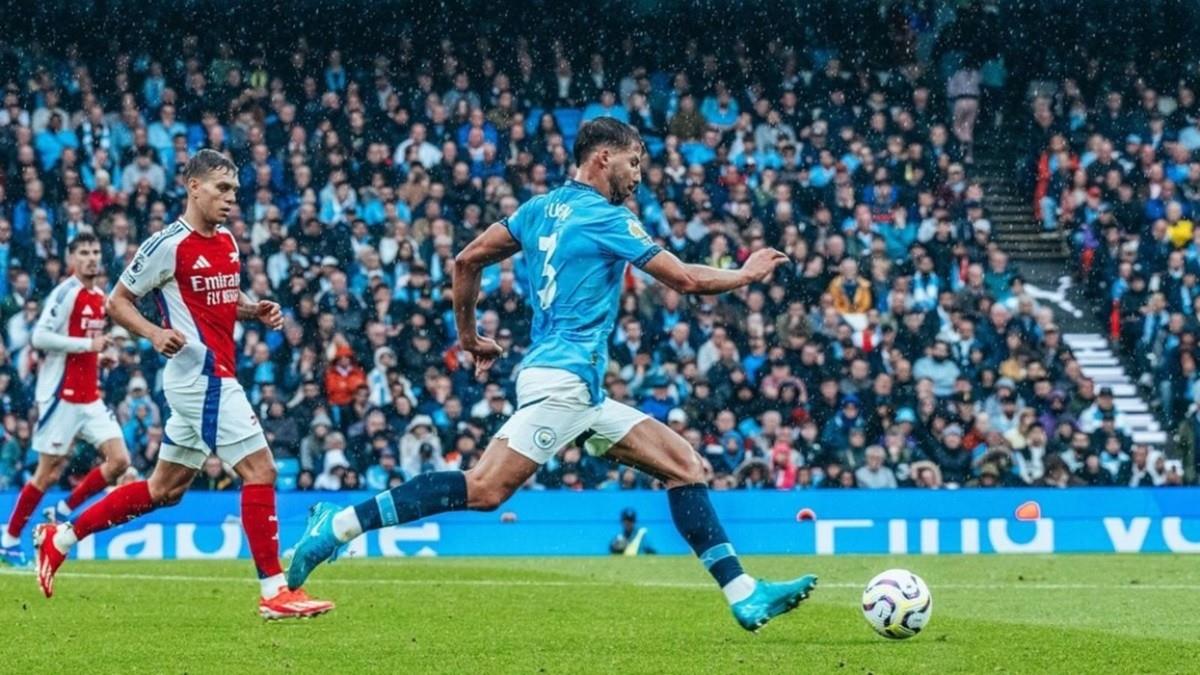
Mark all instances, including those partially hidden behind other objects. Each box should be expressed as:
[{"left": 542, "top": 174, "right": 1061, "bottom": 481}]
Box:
[
  {"left": 855, "top": 445, "right": 898, "bottom": 488},
  {"left": 192, "top": 456, "right": 236, "bottom": 491},
  {"left": 116, "top": 377, "right": 161, "bottom": 429},
  {"left": 827, "top": 258, "right": 872, "bottom": 314},
  {"left": 399, "top": 416, "right": 443, "bottom": 478},
  {"left": 314, "top": 432, "right": 351, "bottom": 490}
]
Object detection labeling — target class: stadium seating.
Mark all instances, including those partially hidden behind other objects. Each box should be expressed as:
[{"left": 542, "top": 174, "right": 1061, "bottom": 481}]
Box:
[
  {"left": 276, "top": 458, "right": 301, "bottom": 492},
  {"left": 554, "top": 108, "right": 583, "bottom": 147},
  {"left": 0, "top": 6, "right": 1183, "bottom": 496},
  {"left": 525, "top": 108, "right": 544, "bottom": 136}
]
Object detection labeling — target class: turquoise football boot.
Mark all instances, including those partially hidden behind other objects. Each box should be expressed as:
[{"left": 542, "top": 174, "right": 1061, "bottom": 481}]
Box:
[
  {"left": 0, "top": 542, "right": 29, "bottom": 569},
  {"left": 286, "top": 502, "right": 346, "bottom": 590},
  {"left": 731, "top": 575, "right": 819, "bottom": 632}
]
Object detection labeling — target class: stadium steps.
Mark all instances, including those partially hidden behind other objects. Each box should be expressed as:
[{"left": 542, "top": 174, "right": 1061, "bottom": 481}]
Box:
[
  {"left": 1063, "top": 333, "right": 1167, "bottom": 446},
  {"left": 977, "top": 110, "right": 1175, "bottom": 450},
  {"left": 974, "top": 143, "right": 1069, "bottom": 262}
]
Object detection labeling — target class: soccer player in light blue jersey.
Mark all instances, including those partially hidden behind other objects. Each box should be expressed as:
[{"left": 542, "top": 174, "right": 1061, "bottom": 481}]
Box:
[{"left": 288, "top": 118, "right": 817, "bottom": 631}]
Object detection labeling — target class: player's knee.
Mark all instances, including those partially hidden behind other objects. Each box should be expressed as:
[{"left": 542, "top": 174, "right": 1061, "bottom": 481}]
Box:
[
  {"left": 665, "top": 449, "right": 706, "bottom": 488},
  {"left": 468, "top": 488, "right": 506, "bottom": 512},
  {"left": 464, "top": 474, "right": 509, "bottom": 512},
  {"left": 163, "top": 485, "right": 187, "bottom": 506},
  {"left": 150, "top": 482, "right": 188, "bottom": 506},
  {"left": 234, "top": 446, "right": 277, "bottom": 485},
  {"left": 247, "top": 464, "right": 277, "bottom": 485},
  {"left": 32, "top": 458, "right": 67, "bottom": 489},
  {"left": 105, "top": 452, "right": 131, "bottom": 478},
  {"left": 30, "top": 470, "right": 59, "bottom": 491}
]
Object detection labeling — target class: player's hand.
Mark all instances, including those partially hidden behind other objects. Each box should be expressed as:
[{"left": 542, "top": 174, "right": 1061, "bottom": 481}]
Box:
[
  {"left": 740, "top": 247, "right": 790, "bottom": 284},
  {"left": 256, "top": 300, "right": 284, "bottom": 330},
  {"left": 152, "top": 328, "right": 187, "bottom": 357},
  {"left": 89, "top": 335, "right": 111, "bottom": 353},
  {"left": 462, "top": 336, "right": 504, "bottom": 378}
]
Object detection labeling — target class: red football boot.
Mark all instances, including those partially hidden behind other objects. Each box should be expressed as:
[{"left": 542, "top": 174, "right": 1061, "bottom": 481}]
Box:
[
  {"left": 258, "top": 586, "right": 335, "bottom": 620},
  {"left": 33, "top": 523, "right": 68, "bottom": 599}
]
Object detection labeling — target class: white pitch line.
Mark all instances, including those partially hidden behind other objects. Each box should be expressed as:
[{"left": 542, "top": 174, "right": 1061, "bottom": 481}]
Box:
[{"left": 1, "top": 568, "right": 1196, "bottom": 591}]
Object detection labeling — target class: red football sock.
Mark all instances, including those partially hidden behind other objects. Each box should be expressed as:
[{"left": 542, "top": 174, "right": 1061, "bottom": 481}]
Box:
[
  {"left": 66, "top": 467, "right": 110, "bottom": 510},
  {"left": 241, "top": 484, "right": 283, "bottom": 580},
  {"left": 73, "top": 481, "right": 155, "bottom": 540},
  {"left": 6, "top": 483, "right": 44, "bottom": 539}
]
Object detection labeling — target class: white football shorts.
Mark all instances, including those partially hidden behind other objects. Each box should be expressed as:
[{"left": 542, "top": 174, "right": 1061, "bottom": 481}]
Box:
[
  {"left": 33, "top": 399, "right": 123, "bottom": 456},
  {"left": 494, "top": 367, "right": 648, "bottom": 464},
  {"left": 160, "top": 375, "right": 267, "bottom": 470}
]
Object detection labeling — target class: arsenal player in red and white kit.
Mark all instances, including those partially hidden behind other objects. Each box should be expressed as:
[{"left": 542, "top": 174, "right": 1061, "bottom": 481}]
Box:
[
  {"left": 34, "top": 150, "right": 333, "bottom": 620},
  {"left": 0, "top": 234, "right": 130, "bottom": 567}
]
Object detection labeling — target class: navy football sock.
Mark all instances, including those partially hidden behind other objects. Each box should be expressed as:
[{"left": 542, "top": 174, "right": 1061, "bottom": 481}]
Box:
[
  {"left": 668, "top": 484, "right": 749, "bottom": 593},
  {"left": 352, "top": 471, "right": 468, "bottom": 532}
]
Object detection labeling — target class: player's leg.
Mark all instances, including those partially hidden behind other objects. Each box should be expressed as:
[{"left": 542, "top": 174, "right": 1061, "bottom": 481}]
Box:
[
  {"left": 51, "top": 423, "right": 132, "bottom": 520},
  {"left": 226, "top": 445, "right": 289, "bottom": 598},
  {"left": 214, "top": 383, "right": 296, "bottom": 596},
  {"left": 34, "top": 457, "right": 196, "bottom": 598},
  {"left": 68, "top": 443, "right": 197, "bottom": 540},
  {"left": 342, "top": 438, "right": 536, "bottom": 534},
  {"left": 287, "top": 439, "right": 538, "bottom": 590},
  {"left": 597, "top": 408, "right": 817, "bottom": 631},
  {"left": 3, "top": 405, "right": 80, "bottom": 564},
  {"left": 213, "top": 378, "right": 332, "bottom": 619},
  {"left": 288, "top": 367, "right": 583, "bottom": 589},
  {"left": 1, "top": 453, "right": 69, "bottom": 564},
  {"left": 35, "top": 396, "right": 201, "bottom": 596},
  {"left": 234, "top": 445, "right": 333, "bottom": 619},
  {"left": 46, "top": 458, "right": 195, "bottom": 545},
  {"left": 49, "top": 399, "right": 203, "bottom": 556},
  {"left": 600, "top": 417, "right": 757, "bottom": 597}
]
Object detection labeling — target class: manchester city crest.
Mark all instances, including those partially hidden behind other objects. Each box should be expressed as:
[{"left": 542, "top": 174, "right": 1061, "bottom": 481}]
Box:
[{"left": 533, "top": 427, "right": 558, "bottom": 450}]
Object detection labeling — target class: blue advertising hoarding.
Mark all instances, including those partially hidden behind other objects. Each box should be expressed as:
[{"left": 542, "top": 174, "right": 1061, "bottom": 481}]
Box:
[{"left": 5, "top": 488, "right": 1200, "bottom": 560}]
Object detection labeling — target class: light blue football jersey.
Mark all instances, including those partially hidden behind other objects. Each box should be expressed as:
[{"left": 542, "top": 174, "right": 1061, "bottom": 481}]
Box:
[{"left": 502, "top": 179, "right": 663, "bottom": 404}]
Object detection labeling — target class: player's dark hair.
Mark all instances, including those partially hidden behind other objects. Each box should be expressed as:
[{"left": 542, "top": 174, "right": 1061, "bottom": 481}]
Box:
[
  {"left": 573, "top": 117, "right": 643, "bottom": 164},
  {"left": 68, "top": 232, "right": 100, "bottom": 253},
  {"left": 183, "top": 148, "right": 237, "bottom": 181}
]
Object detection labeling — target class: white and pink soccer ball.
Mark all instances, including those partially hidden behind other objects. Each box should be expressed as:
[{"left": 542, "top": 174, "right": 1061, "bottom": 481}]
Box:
[{"left": 861, "top": 569, "right": 933, "bottom": 639}]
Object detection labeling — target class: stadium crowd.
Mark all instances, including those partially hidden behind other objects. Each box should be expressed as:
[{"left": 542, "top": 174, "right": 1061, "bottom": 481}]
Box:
[
  {"left": 1021, "top": 43, "right": 1200, "bottom": 475},
  {"left": 0, "top": 4, "right": 1182, "bottom": 495}
]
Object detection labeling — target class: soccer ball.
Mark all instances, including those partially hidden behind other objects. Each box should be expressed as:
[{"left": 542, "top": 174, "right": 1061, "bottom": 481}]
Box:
[{"left": 861, "top": 569, "right": 933, "bottom": 639}]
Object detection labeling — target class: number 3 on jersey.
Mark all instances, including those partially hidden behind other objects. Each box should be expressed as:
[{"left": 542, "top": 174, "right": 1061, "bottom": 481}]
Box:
[{"left": 537, "top": 232, "right": 559, "bottom": 310}]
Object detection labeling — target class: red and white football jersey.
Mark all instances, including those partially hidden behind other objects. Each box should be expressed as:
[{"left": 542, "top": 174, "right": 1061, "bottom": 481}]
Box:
[
  {"left": 35, "top": 277, "right": 106, "bottom": 403},
  {"left": 120, "top": 219, "right": 241, "bottom": 383}
]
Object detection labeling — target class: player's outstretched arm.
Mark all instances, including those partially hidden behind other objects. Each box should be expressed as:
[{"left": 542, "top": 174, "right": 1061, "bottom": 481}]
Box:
[
  {"left": 32, "top": 327, "right": 105, "bottom": 354},
  {"left": 453, "top": 222, "right": 520, "bottom": 371},
  {"left": 32, "top": 292, "right": 104, "bottom": 353},
  {"left": 641, "top": 247, "right": 789, "bottom": 295},
  {"left": 107, "top": 282, "right": 186, "bottom": 357}
]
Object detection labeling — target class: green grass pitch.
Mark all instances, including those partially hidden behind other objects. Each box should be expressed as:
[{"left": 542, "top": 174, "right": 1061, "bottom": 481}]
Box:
[{"left": 2, "top": 555, "right": 1197, "bottom": 673}]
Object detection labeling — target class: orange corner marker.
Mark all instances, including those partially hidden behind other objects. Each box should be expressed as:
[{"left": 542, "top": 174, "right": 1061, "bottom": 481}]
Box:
[{"left": 1015, "top": 501, "right": 1041, "bottom": 521}]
